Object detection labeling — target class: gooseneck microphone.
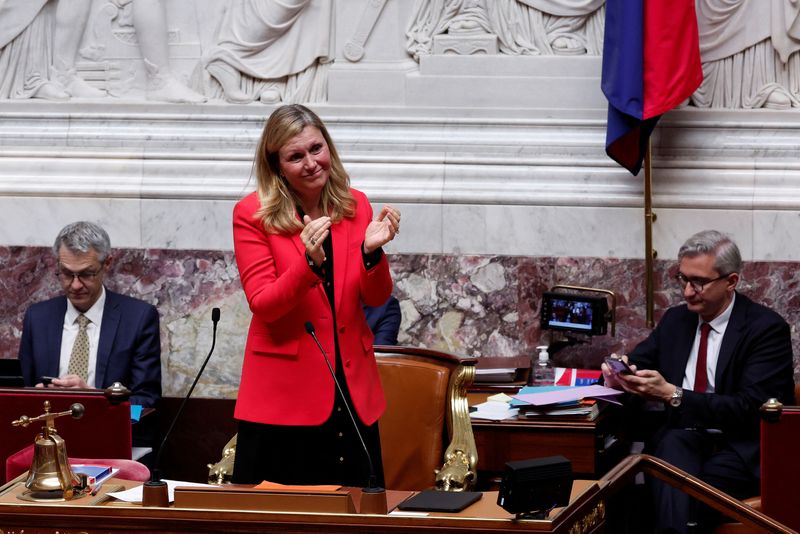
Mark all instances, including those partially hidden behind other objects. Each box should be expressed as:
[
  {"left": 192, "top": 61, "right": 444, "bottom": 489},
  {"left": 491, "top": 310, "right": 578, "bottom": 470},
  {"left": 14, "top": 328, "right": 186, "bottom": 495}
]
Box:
[
  {"left": 304, "top": 321, "right": 384, "bottom": 498},
  {"left": 142, "top": 308, "right": 220, "bottom": 507}
]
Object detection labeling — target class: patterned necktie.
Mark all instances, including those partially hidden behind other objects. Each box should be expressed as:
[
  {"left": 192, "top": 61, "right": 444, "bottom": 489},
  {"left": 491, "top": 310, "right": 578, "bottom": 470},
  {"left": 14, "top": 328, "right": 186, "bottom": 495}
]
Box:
[
  {"left": 68, "top": 314, "right": 90, "bottom": 382},
  {"left": 694, "top": 322, "right": 711, "bottom": 392}
]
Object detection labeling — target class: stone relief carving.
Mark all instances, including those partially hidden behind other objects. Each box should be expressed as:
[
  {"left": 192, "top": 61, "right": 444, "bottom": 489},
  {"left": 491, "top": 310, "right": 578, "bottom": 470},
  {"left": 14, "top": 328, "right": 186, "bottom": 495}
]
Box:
[
  {"left": 692, "top": 0, "right": 800, "bottom": 109},
  {"left": 406, "top": 0, "right": 606, "bottom": 60},
  {"left": 0, "top": 0, "right": 96, "bottom": 100},
  {"left": 0, "top": 0, "right": 205, "bottom": 103},
  {"left": 193, "top": 0, "right": 333, "bottom": 104},
  {"left": 344, "top": 0, "right": 388, "bottom": 62}
]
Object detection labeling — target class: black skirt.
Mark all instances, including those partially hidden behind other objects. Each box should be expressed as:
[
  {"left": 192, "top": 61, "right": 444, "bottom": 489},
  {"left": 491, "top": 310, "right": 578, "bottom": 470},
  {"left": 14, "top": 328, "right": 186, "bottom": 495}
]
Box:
[{"left": 231, "top": 391, "right": 384, "bottom": 488}]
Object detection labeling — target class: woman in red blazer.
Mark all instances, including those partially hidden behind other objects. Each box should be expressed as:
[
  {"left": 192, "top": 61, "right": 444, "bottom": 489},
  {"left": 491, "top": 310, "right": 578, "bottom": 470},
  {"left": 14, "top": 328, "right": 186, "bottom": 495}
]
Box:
[{"left": 231, "top": 105, "right": 400, "bottom": 487}]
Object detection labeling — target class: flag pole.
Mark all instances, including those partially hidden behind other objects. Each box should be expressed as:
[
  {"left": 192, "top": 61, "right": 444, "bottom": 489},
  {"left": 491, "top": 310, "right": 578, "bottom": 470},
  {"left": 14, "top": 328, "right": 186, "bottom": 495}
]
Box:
[{"left": 644, "top": 140, "right": 656, "bottom": 328}]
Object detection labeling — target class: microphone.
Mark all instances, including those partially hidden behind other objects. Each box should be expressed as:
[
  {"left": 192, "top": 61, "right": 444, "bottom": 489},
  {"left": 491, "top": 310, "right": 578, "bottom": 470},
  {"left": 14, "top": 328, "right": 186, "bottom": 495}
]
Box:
[
  {"left": 142, "top": 308, "right": 220, "bottom": 507},
  {"left": 304, "top": 321, "right": 387, "bottom": 514}
]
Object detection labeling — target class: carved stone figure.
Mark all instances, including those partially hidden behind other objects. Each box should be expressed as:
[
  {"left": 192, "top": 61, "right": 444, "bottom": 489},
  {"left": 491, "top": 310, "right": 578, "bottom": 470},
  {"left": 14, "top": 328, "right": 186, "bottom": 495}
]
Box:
[
  {"left": 693, "top": 0, "right": 800, "bottom": 109},
  {"left": 197, "top": 0, "right": 333, "bottom": 104},
  {"left": 406, "top": 0, "right": 605, "bottom": 60},
  {"left": 0, "top": 0, "right": 206, "bottom": 103},
  {"left": 0, "top": 0, "right": 101, "bottom": 100},
  {"left": 97, "top": 0, "right": 206, "bottom": 103}
]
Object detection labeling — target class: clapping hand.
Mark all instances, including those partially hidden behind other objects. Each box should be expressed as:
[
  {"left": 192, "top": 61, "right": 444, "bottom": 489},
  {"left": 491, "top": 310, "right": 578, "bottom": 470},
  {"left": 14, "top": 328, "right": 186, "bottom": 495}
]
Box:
[{"left": 364, "top": 205, "right": 401, "bottom": 254}]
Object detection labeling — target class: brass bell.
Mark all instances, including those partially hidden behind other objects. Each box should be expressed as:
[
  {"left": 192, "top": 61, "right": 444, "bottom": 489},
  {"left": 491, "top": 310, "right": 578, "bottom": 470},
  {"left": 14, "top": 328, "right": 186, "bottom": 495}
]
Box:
[{"left": 12, "top": 401, "right": 86, "bottom": 501}]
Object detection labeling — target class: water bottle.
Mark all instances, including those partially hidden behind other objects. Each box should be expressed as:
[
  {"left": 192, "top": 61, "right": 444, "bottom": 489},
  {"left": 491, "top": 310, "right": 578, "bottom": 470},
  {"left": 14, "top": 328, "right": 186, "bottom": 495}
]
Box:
[{"left": 531, "top": 345, "right": 555, "bottom": 386}]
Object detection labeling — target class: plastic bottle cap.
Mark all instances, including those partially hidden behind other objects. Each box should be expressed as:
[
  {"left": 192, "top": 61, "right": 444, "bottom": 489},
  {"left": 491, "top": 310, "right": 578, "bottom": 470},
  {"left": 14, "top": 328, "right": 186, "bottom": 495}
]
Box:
[{"left": 538, "top": 347, "right": 549, "bottom": 362}]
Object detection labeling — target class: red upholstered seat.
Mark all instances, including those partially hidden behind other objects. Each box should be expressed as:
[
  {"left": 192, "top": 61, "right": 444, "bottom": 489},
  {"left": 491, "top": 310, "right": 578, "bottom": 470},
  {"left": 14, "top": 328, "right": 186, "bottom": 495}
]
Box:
[{"left": 6, "top": 445, "right": 150, "bottom": 483}]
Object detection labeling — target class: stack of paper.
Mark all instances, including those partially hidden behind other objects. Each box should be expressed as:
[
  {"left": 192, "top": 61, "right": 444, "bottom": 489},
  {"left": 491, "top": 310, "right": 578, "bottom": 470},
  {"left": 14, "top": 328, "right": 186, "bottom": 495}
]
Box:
[
  {"left": 510, "top": 385, "right": 623, "bottom": 420},
  {"left": 474, "top": 367, "right": 519, "bottom": 383},
  {"left": 469, "top": 400, "right": 519, "bottom": 421}
]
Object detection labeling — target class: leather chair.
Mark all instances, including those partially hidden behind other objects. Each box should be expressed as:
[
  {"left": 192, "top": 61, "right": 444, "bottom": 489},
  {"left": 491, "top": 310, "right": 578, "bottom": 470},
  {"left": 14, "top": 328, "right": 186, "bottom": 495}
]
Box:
[
  {"left": 374, "top": 345, "right": 478, "bottom": 491},
  {"left": 207, "top": 345, "right": 479, "bottom": 492},
  {"left": 714, "top": 384, "right": 800, "bottom": 533}
]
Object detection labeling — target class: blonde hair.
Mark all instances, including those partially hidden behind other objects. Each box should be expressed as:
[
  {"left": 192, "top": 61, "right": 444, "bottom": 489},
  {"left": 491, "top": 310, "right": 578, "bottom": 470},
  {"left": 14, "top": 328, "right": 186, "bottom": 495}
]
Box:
[{"left": 253, "top": 104, "right": 354, "bottom": 234}]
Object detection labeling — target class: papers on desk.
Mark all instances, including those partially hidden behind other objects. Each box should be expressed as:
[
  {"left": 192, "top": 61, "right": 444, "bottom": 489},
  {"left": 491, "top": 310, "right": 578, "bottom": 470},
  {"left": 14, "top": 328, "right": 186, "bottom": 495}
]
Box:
[
  {"left": 512, "top": 384, "right": 623, "bottom": 407},
  {"left": 474, "top": 367, "right": 519, "bottom": 383},
  {"left": 470, "top": 400, "right": 519, "bottom": 421},
  {"left": 107, "top": 480, "right": 218, "bottom": 503}
]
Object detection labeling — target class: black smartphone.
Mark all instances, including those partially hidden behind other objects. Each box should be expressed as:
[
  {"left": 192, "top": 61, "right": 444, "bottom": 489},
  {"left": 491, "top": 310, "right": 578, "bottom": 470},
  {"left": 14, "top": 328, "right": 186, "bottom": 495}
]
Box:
[
  {"left": 604, "top": 355, "right": 633, "bottom": 375},
  {"left": 40, "top": 376, "right": 57, "bottom": 386}
]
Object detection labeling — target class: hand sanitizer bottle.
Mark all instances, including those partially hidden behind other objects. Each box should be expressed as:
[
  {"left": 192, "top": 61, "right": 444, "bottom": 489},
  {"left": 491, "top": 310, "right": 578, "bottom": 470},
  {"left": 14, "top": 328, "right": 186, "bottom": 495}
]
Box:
[{"left": 532, "top": 345, "right": 555, "bottom": 386}]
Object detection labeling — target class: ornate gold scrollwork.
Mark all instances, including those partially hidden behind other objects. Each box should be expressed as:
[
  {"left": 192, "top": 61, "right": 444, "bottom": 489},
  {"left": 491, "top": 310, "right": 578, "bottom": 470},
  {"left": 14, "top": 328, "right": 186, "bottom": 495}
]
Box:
[
  {"left": 568, "top": 500, "right": 605, "bottom": 534},
  {"left": 435, "top": 362, "right": 478, "bottom": 491},
  {"left": 207, "top": 434, "right": 237, "bottom": 484}
]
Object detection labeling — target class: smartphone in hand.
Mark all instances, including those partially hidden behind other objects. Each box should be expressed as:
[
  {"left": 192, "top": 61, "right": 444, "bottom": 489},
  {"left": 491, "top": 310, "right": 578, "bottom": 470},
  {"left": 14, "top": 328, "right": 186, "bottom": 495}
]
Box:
[{"left": 604, "top": 355, "right": 633, "bottom": 375}]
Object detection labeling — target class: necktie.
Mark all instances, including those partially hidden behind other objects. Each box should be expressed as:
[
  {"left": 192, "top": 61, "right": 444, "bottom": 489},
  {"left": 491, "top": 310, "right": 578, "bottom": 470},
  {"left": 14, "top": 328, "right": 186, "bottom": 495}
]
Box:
[
  {"left": 694, "top": 322, "right": 711, "bottom": 392},
  {"left": 68, "top": 314, "right": 90, "bottom": 382}
]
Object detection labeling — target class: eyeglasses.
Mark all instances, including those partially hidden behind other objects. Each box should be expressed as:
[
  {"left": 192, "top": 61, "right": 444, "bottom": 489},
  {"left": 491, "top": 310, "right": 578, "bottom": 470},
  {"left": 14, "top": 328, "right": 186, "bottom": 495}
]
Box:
[
  {"left": 56, "top": 267, "right": 102, "bottom": 284},
  {"left": 674, "top": 272, "right": 729, "bottom": 293}
]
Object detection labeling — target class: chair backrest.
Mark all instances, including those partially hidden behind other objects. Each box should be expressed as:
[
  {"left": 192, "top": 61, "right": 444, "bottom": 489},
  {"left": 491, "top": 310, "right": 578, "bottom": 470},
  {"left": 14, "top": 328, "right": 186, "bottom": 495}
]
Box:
[
  {"left": 374, "top": 345, "right": 478, "bottom": 492},
  {"left": 759, "top": 405, "right": 800, "bottom": 530}
]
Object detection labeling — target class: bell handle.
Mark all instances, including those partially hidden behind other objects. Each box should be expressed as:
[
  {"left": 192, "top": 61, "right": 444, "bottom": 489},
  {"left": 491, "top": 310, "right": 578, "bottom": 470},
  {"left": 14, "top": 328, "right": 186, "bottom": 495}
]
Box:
[{"left": 12, "top": 403, "right": 85, "bottom": 428}]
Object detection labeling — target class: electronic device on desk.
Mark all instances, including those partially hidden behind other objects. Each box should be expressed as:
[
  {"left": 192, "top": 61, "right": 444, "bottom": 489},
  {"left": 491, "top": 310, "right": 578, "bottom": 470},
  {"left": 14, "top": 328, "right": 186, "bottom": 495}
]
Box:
[
  {"left": 497, "top": 455, "right": 573, "bottom": 519},
  {"left": 539, "top": 285, "right": 616, "bottom": 357}
]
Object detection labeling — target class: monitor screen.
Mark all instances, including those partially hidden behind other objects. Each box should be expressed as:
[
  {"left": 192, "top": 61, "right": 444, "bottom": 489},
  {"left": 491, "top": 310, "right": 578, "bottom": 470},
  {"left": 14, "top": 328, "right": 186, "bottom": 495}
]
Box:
[
  {"left": 540, "top": 292, "right": 608, "bottom": 336},
  {"left": 546, "top": 298, "right": 593, "bottom": 331}
]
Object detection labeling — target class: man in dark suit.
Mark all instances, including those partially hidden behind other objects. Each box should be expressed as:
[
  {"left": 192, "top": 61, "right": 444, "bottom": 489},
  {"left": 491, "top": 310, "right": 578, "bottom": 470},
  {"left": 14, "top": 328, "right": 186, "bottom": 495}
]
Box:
[
  {"left": 18, "top": 221, "right": 161, "bottom": 408},
  {"left": 602, "top": 229, "right": 794, "bottom": 533},
  {"left": 363, "top": 295, "right": 401, "bottom": 345}
]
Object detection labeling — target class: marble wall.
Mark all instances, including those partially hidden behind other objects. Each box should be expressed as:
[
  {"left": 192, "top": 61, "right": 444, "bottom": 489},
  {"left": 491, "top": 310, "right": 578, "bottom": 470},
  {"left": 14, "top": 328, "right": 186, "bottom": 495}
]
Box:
[
  {"left": 3, "top": 245, "right": 800, "bottom": 399},
  {"left": 2, "top": 1, "right": 800, "bottom": 398}
]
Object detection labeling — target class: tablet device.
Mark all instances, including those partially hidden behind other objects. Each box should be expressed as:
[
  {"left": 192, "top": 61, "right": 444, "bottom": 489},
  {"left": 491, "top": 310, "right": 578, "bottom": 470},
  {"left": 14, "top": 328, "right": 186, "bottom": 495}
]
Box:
[{"left": 397, "top": 490, "right": 482, "bottom": 512}]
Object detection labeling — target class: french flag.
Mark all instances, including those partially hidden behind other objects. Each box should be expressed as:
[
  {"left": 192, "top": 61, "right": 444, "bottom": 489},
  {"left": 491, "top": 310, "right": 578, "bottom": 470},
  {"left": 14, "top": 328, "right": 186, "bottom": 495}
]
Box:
[{"left": 601, "top": 0, "right": 703, "bottom": 175}]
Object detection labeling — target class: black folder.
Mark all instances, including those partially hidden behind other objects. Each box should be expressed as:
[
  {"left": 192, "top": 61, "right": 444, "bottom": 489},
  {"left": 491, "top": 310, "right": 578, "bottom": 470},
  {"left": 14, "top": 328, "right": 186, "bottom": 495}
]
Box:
[{"left": 397, "top": 490, "right": 482, "bottom": 512}]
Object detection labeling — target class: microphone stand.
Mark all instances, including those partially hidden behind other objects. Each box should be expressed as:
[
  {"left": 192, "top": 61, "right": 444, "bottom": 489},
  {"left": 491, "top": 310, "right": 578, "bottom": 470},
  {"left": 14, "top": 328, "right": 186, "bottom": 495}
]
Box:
[
  {"left": 304, "top": 322, "right": 387, "bottom": 515},
  {"left": 143, "top": 308, "right": 220, "bottom": 507}
]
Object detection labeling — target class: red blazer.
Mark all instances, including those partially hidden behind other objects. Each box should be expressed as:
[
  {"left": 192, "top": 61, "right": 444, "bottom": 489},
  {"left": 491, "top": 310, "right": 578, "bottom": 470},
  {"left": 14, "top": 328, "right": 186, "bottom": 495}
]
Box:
[{"left": 232, "top": 189, "right": 392, "bottom": 426}]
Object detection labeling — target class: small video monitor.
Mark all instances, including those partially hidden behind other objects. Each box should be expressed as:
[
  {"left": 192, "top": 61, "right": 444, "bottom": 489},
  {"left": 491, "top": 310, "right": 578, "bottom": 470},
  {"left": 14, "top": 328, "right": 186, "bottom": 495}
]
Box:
[{"left": 540, "top": 292, "right": 608, "bottom": 336}]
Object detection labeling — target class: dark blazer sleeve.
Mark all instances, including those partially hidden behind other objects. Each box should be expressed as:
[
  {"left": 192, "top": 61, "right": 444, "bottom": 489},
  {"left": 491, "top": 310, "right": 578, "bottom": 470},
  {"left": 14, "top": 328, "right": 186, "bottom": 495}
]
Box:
[
  {"left": 98, "top": 293, "right": 162, "bottom": 408},
  {"left": 18, "top": 306, "right": 36, "bottom": 385},
  {"left": 364, "top": 296, "right": 401, "bottom": 345},
  {"left": 17, "top": 297, "right": 66, "bottom": 386},
  {"left": 125, "top": 303, "right": 162, "bottom": 408}
]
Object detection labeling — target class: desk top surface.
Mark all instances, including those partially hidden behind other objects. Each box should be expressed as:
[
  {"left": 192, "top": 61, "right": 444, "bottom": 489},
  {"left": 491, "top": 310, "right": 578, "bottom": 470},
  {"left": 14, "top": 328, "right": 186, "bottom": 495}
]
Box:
[{"left": 0, "top": 476, "right": 602, "bottom": 533}]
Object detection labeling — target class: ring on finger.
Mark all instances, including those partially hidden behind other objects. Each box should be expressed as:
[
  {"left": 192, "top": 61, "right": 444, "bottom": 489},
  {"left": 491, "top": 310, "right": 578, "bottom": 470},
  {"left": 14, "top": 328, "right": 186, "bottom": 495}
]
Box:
[{"left": 310, "top": 238, "right": 317, "bottom": 245}]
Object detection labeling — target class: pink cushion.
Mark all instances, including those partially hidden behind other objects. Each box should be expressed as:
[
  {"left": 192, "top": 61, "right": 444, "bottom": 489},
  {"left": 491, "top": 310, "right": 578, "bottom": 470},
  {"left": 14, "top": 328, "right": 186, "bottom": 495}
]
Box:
[{"left": 6, "top": 445, "right": 150, "bottom": 483}]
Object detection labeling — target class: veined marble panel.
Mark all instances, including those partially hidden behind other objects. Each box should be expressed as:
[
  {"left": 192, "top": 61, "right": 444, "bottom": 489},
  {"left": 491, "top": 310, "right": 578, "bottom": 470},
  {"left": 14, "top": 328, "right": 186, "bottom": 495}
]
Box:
[{"left": 3, "top": 247, "right": 798, "bottom": 399}]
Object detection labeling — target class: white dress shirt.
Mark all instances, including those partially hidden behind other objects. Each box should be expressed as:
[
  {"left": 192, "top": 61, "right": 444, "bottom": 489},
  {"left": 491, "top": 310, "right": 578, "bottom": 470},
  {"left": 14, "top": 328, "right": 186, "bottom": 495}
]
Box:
[
  {"left": 59, "top": 286, "right": 106, "bottom": 387},
  {"left": 682, "top": 292, "right": 735, "bottom": 393}
]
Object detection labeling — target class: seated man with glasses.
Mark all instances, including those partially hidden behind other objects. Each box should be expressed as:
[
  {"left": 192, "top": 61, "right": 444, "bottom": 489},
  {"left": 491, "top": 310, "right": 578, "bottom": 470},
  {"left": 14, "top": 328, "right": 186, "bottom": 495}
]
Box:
[
  {"left": 602, "top": 229, "right": 794, "bottom": 534},
  {"left": 18, "top": 221, "right": 161, "bottom": 408}
]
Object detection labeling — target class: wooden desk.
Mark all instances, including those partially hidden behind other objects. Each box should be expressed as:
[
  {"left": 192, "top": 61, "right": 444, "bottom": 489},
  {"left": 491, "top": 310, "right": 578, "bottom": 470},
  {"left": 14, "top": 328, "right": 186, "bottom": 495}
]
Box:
[
  {"left": 0, "top": 476, "right": 607, "bottom": 533},
  {"left": 469, "top": 390, "right": 627, "bottom": 487}
]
